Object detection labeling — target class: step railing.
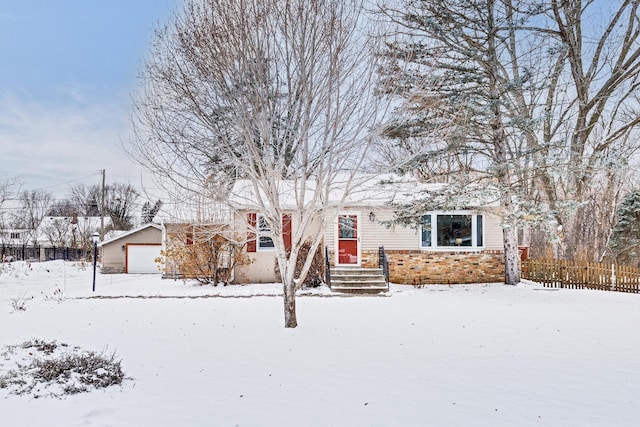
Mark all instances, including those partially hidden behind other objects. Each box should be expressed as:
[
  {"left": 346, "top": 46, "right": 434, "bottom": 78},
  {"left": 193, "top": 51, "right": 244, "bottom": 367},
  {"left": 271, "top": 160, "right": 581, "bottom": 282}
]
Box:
[
  {"left": 378, "top": 246, "right": 390, "bottom": 290},
  {"left": 324, "top": 246, "right": 331, "bottom": 288}
]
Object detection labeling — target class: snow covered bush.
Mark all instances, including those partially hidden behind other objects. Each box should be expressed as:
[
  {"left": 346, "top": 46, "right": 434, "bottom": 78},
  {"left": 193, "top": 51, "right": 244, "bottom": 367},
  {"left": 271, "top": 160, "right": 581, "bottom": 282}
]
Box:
[{"left": 0, "top": 339, "right": 126, "bottom": 398}]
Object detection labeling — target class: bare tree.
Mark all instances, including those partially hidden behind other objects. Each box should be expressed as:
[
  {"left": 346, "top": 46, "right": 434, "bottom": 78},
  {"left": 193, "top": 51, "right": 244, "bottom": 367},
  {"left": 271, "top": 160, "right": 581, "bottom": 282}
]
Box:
[
  {"left": 69, "top": 182, "right": 140, "bottom": 230},
  {"left": 69, "top": 184, "right": 101, "bottom": 217},
  {"left": 0, "top": 177, "right": 20, "bottom": 236},
  {"left": 131, "top": 0, "right": 383, "bottom": 327},
  {"left": 380, "top": 0, "right": 640, "bottom": 271},
  {"left": 533, "top": 0, "right": 640, "bottom": 260},
  {"left": 46, "top": 199, "right": 77, "bottom": 217},
  {"left": 379, "top": 0, "right": 548, "bottom": 284},
  {"left": 105, "top": 183, "right": 140, "bottom": 230},
  {"left": 12, "top": 190, "right": 53, "bottom": 245},
  {"left": 41, "top": 218, "right": 74, "bottom": 248}
]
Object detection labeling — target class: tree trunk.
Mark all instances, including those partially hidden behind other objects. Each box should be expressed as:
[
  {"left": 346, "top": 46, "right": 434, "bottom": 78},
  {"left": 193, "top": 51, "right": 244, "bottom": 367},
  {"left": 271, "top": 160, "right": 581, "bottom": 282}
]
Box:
[
  {"left": 283, "top": 282, "right": 297, "bottom": 328},
  {"left": 503, "top": 225, "right": 520, "bottom": 285}
]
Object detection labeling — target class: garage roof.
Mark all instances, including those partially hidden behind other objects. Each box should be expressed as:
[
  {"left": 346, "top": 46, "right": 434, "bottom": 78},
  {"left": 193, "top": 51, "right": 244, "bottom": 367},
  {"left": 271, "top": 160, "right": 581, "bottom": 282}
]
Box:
[{"left": 98, "top": 223, "right": 162, "bottom": 247}]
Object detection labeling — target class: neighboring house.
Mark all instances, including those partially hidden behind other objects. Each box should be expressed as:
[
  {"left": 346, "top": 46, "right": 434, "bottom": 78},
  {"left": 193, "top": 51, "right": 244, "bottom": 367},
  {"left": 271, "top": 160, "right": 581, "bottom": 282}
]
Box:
[
  {"left": 230, "top": 178, "right": 505, "bottom": 285},
  {"left": 99, "top": 223, "right": 163, "bottom": 274},
  {"left": 0, "top": 229, "right": 28, "bottom": 246}
]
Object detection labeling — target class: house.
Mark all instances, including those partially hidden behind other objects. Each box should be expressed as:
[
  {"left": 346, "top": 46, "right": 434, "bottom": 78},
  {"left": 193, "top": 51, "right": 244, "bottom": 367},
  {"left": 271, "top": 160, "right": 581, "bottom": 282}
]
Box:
[
  {"left": 230, "top": 177, "right": 505, "bottom": 285},
  {"left": 99, "top": 223, "right": 163, "bottom": 274}
]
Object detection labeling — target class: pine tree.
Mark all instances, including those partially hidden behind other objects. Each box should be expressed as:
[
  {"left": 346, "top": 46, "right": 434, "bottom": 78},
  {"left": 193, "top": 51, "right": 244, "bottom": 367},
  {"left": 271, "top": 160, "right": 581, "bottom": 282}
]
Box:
[{"left": 610, "top": 190, "right": 640, "bottom": 266}]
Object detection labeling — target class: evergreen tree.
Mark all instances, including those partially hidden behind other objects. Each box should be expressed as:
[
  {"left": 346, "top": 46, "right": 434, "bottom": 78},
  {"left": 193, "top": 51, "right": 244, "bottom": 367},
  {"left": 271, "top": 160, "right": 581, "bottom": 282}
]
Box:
[
  {"left": 141, "top": 200, "right": 163, "bottom": 224},
  {"left": 610, "top": 190, "right": 640, "bottom": 266}
]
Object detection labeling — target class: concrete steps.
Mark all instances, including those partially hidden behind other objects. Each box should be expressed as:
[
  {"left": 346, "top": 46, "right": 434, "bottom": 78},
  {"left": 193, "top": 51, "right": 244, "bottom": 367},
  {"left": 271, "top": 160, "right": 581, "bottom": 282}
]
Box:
[{"left": 329, "top": 267, "right": 388, "bottom": 294}]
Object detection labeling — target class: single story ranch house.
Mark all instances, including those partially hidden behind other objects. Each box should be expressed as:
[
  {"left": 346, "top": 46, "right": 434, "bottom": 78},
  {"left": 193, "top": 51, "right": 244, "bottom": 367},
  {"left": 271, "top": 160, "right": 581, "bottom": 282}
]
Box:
[
  {"left": 98, "top": 177, "right": 507, "bottom": 286},
  {"left": 231, "top": 178, "right": 505, "bottom": 285}
]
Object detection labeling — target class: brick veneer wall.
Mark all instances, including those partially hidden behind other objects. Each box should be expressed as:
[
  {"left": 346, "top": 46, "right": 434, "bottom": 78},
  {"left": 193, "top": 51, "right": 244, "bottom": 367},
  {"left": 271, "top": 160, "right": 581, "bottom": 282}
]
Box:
[{"left": 360, "top": 250, "right": 505, "bottom": 285}]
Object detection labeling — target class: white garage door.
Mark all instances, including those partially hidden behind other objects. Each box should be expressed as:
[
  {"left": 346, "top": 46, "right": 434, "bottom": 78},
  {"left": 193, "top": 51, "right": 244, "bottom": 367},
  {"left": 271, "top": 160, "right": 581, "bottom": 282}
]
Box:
[{"left": 127, "top": 244, "right": 162, "bottom": 274}]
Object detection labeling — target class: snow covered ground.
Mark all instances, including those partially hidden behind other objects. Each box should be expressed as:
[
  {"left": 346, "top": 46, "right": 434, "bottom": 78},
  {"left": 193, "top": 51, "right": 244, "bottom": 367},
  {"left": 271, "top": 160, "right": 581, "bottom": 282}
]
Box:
[{"left": 1, "top": 260, "right": 640, "bottom": 426}]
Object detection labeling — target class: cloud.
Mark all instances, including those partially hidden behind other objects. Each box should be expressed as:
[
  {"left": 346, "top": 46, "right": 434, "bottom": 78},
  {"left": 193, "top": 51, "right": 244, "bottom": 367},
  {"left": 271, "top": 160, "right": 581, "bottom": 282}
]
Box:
[{"left": 0, "top": 88, "right": 144, "bottom": 197}]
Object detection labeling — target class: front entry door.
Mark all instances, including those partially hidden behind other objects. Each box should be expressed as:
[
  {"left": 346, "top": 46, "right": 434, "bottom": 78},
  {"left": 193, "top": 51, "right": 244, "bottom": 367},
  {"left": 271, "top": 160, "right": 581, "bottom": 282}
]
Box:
[{"left": 337, "top": 214, "right": 359, "bottom": 266}]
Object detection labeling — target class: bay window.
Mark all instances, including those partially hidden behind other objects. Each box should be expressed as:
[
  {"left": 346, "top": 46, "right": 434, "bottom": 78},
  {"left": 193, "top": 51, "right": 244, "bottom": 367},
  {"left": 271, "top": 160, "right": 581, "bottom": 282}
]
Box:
[{"left": 421, "top": 212, "right": 484, "bottom": 249}]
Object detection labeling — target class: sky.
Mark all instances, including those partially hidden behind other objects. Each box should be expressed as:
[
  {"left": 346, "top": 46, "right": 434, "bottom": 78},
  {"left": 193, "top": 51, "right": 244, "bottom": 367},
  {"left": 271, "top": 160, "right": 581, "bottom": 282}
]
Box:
[{"left": 0, "top": 0, "right": 178, "bottom": 198}]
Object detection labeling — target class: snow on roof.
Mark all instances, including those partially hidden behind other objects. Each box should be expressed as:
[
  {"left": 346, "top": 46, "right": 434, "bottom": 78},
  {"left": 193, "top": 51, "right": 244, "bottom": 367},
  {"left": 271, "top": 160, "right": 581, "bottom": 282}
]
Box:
[{"left": 229, "top": 175, "right": 499, "bottom": 210}]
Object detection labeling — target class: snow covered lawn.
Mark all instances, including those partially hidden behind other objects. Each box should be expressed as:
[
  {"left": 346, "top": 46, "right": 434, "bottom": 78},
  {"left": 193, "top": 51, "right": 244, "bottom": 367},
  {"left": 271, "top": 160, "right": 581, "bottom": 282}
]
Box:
[{"left": 1, "top": 261, "right": 640, "bottom": 426}]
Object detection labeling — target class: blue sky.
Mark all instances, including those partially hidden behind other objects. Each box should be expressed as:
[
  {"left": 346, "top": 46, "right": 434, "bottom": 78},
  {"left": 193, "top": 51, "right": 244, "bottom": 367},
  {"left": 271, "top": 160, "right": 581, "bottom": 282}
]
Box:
[{"left": 0, "top": 0, "right": 177, "bottom": 197}]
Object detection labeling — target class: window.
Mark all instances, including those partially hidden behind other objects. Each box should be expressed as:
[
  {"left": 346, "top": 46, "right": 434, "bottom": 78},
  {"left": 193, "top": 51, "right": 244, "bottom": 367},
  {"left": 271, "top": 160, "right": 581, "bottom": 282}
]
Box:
[
  {"left": 338, "top": 215, "right": 357, "bottom": 239},
  {"left": 247, "top": 213, "right": 292, "bottom": 253},
  {"left": 421, "top": 212, "right": 484, "bottom": 249},
  {"left": 10, "top": 232, "right": 20, "bottom": 240},
  {"left": 258, "top": 215, "right": 275, "bottom": 250},
  {"left": 421, "top": 215, "right": 432, "bottom": 247}
]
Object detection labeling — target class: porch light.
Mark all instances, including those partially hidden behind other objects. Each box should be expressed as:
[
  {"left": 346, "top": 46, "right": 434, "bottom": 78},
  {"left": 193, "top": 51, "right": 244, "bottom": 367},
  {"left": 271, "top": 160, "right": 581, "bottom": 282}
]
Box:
[{"left": 369, "top": 212, "right": 376, "bottom": 222}]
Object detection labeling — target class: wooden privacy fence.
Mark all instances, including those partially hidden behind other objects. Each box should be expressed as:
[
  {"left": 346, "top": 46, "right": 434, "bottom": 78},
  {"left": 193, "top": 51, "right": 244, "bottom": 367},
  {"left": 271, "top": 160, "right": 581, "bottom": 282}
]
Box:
[{"left": 521, "top": 259, "right": 640, "bottom": 293}]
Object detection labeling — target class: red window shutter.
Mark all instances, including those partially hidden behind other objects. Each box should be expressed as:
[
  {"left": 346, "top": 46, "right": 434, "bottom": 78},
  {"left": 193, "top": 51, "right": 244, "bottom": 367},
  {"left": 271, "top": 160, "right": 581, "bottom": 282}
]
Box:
[
  {"left": 247, "top": 213, "right": 257, "bottom": 252},
  {"left": 282, "top": 214, "right": 292, "bottom": 251}
]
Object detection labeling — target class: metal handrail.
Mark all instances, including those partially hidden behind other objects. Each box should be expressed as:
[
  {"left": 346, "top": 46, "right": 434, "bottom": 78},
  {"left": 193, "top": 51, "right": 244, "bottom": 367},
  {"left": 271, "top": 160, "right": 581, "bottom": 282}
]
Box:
[
  {"left": 324, "top": 246, "right": 331, "bottom": 288},
  {"left": 379, "top": 246, "right": 389, "bottom": 290}
]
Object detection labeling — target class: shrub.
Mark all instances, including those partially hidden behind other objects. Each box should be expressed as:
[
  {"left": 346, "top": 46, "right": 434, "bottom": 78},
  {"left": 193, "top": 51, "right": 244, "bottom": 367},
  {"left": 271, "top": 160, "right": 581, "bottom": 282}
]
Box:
[
  {"left": 0, "top": 339, "right": 126, "bottom": 398},
  {"left": 8, "top": 293, "right": 28, "bottom": 312},
  {"left": 274, "top": 240, "right": 325, "bottom": 288},
  {"left": 159, "top": 225, "right": 250, "bottom": 285}
]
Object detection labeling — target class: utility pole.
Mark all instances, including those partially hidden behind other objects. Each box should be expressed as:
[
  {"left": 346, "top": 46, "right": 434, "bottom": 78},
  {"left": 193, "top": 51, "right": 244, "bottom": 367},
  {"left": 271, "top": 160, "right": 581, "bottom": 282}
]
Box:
[{"left": 100, "top": 169, "right": 106, "bottom": 240}]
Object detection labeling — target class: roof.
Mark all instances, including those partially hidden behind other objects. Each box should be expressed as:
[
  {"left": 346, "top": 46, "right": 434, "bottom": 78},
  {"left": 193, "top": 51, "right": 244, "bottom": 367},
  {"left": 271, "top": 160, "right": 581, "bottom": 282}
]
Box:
[
  {"left": 228, "top": 175, "right": 499, "bottom": 210},
  {"left": 98, "top": 223, "right": 162, "bottom": 247}
]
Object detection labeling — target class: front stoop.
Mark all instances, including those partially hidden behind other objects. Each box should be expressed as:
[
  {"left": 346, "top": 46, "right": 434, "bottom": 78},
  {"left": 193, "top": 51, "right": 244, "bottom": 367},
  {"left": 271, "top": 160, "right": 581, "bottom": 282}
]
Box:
[{"left": 329, "top": 268, "right": 388, "bottom": 294}]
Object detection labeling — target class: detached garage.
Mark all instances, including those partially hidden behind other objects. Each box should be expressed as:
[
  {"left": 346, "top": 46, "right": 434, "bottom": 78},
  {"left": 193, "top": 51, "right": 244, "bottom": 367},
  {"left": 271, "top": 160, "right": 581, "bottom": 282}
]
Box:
[{"left": 99, "top": 223, "right": 163, "bottom": 274}]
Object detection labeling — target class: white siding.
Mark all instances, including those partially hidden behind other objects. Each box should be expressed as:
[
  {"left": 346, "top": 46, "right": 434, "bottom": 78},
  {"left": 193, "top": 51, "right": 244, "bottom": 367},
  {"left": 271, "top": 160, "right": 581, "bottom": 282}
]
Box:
[{"left": 326, "top": 207, "right": 503, "bottom": 252}]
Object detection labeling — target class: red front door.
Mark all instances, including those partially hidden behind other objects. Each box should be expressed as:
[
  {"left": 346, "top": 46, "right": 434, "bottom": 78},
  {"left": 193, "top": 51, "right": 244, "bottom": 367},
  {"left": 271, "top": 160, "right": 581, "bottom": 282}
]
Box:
[{"left": 337, "top": 214, "right": 359, "bottom": 265}]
